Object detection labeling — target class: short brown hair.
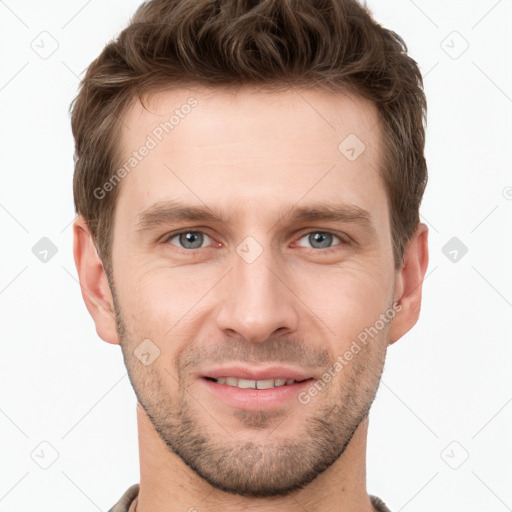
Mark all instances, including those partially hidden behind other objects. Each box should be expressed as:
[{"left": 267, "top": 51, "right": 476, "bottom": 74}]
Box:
[{"left": 70, "top": 0, "right": 427, "bottom": 275}]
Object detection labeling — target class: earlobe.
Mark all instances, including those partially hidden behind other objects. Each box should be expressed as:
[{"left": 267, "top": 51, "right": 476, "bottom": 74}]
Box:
[
  {"left": 73, "top": 216, "right": 120, "bottom": 345},
  {"left": 388, "top": 223, "right": 429, "bottom": 345}
]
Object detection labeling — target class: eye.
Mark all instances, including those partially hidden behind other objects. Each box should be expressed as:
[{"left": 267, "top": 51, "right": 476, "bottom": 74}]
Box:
[
  {"left": 295, "top": 231, "right": 346, "bottom": 251},
  {"left": 162, "top": 229, "right": 349, "bottom": 253},
  {"left": 166, "top": 230, "right": 213, "bottom": 250}
]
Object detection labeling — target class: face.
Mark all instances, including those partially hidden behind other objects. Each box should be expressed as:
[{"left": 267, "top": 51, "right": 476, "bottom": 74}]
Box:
[{"left": 106, "top": 86, "right": 400, "bottom": 496}]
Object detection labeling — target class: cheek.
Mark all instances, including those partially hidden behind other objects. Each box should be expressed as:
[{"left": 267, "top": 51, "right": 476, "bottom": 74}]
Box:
[
  {"left": 115, "top": 247, "right": 393, "bottom": 343},
  {"left": 303, "top": 265, "right": 393, "bottom": 341},
  {"left": 117, "top": 264, "right": 212, "bottom": 344},
  {"left": 115, "top": 267, "right": 171, "bottom": 335}
]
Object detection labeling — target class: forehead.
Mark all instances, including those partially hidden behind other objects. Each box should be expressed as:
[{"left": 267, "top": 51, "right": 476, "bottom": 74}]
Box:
[{"left": 115, "top": 85, "right": 387, "bottom": 225}]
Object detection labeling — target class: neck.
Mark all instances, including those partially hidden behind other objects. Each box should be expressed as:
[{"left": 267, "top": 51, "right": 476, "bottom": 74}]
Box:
[{"left": 134, "top": 403, "right": 377, "bottom": 512}]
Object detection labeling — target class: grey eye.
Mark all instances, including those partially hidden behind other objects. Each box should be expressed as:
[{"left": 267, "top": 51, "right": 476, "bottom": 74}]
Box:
[
  {"left": 168, "top": 231, "right": 212, "bottom": 250},
  {"left": 297, "top": 231, "right": 341, "bottom": 250}
]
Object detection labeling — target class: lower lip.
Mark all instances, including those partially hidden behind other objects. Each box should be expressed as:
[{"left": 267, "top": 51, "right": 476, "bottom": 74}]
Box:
[{"left": 200, "top": 378, "right": 314, "bottom": 410}]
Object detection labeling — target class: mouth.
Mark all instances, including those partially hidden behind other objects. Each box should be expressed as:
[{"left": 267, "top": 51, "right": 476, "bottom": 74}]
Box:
[
  {"left": 198, "top": 366, "right": 316, "bottom": 410},
  {"left": 203, "top": 376, "right": 313, "bottom": 389}
]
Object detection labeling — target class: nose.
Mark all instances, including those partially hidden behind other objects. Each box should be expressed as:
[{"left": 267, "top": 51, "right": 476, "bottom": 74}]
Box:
[{"left": 215, "top": 243, "right": 300, "bottom": 344}]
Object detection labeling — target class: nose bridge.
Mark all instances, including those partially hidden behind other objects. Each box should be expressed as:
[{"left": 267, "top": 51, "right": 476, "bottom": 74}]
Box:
[{"left": 215, "top": 236, "right": 298, "bottom": 343}]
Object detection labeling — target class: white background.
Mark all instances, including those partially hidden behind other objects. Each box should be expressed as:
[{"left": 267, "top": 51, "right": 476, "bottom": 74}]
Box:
[{"left": 0, "top": 1, "right": 511, "bottom": 510}]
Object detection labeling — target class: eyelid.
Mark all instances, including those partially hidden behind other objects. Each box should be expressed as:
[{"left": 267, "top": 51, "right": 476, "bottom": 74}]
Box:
[
  {"left": 293, "top": 229, "right": 350, "bottom": 250},
  {"left": 161, "top": 228, "right": 351, "bottom": 253},
  {"left": 163, "top": 229, "right": 216, "bottom": 249},
  {"left": 295, "top": 228, "right": 350, "bottom": 242}
]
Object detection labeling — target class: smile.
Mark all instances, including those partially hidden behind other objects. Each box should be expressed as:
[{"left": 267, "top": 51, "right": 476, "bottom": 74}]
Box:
[{"left": 205, "top": 376, "right": 309, "bottom": 389}]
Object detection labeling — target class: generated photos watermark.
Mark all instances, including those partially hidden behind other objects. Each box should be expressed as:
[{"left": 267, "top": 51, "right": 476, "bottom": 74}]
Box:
[
  {"left": 93, "top": 97, "right": 198, "bottom": 200},
  {"left": 298, "top": 301, "right": 402, "bottom": 405}
]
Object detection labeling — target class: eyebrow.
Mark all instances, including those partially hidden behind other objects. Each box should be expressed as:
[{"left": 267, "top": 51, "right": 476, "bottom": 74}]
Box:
[
  {"left": 135, "top": 199, "right": 375, "bottom": 235},
  {"left": 136, "top": 201, "right": 232, "bottom": 231}
]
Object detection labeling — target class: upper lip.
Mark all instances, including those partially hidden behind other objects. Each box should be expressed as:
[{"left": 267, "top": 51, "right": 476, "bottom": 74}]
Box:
[{"left": 200, "top": 365, "right": 315, "bottom": 382}]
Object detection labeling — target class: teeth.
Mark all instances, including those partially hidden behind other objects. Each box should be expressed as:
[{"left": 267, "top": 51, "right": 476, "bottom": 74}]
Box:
[
  {"left": 257, "top": 379, "right": 276, "bottom": 389},
  {"left": 213, "top": 377, "right": 299, "bottom": 389},
  {"left": 237, "top": 378, "right": 256, "bottom": 389}
]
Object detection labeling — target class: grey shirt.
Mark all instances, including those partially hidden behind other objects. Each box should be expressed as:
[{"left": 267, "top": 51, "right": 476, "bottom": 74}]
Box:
[{"left": 108, "top": 484, "right": 393, "bottom": 512}]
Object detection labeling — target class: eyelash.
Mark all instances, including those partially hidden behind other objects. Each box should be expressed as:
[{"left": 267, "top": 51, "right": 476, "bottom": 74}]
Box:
[{"left": 161, "top": 229, "right": 351, "bottom": 254}]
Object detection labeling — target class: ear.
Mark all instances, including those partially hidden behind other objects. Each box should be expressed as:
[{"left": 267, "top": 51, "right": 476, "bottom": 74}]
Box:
[
  {"left": 73, "top": 216, "right": 120, "bottom": 345},
  {"left": 389, "top": 222, "right": 429, "bottom": 345}
]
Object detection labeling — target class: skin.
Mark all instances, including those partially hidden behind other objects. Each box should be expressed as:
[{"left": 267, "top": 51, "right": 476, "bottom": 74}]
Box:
[{"left": 73, "top": 85, "right": 429, "bottom": 512}]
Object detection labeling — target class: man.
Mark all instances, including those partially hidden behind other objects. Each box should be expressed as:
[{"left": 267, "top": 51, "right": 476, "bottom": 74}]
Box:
[{"left": 70, "top": 0, "right": 429, "bottom": 510}]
